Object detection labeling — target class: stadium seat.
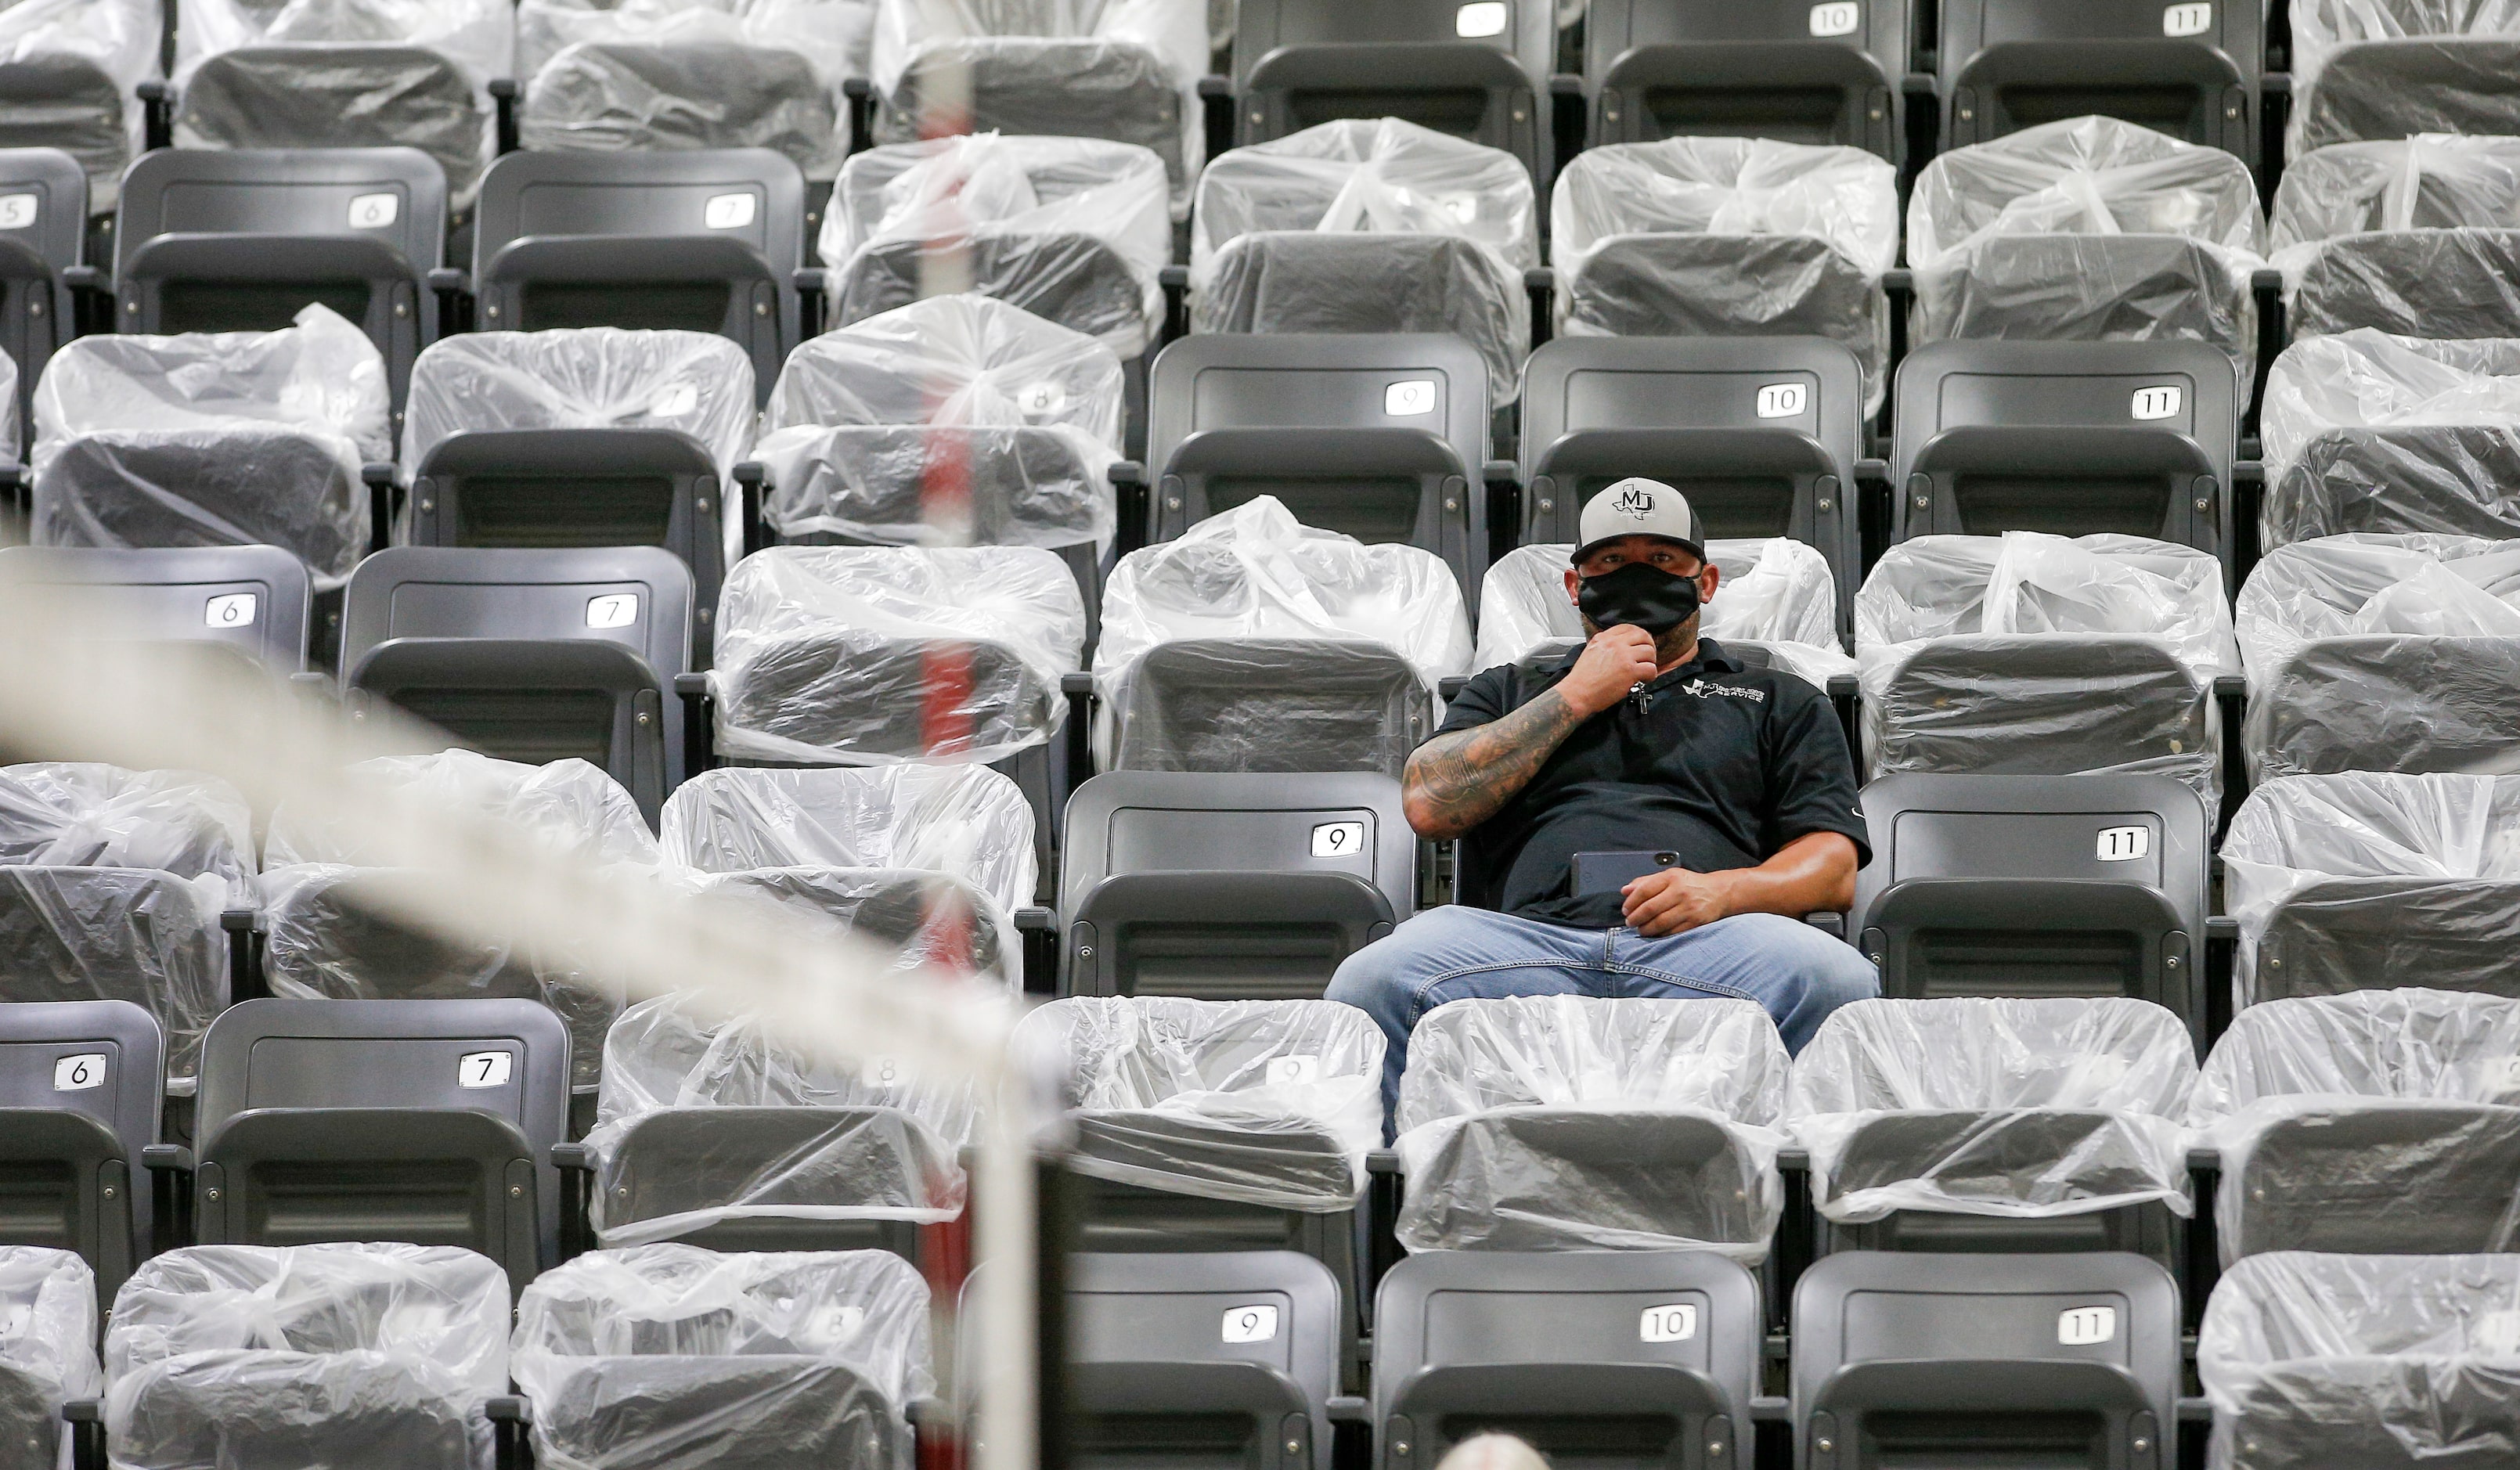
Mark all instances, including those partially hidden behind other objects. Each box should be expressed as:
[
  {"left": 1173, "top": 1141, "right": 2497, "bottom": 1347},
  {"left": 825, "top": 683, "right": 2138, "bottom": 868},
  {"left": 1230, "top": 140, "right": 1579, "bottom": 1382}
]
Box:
[
  {"left": 470, "top": 149, "right": 807, "bottom": 405},
  {"left": 1058, "top": 770, "right": 1410, "bottom": 999},
  {"left": 2198, "top": 1251, "right": 2520, "bottom": 1468},
  {"left": 1791, "top": 1250, "right": 2181, "bottom": 1469},
  {"left": 2235, "top": 534, "right": 2520, "bottom": 782},
  {"left": 1937, "top": 0, "right": 2258, "bottom": 158},
  {"left": 0, "top": 1003, "right": 160, "bottom": 1294},
  {"left": 0, "top": 0, "right": 153, "bottom": 214},
  {"left": 156, "top": 998, "right": 569, "bottom": 1292},
  {"left": 1475, "top": 537, "right": 1854, "bottom": 684},
  {"left": 1091, "top": 497, "right": 1472, "bottom": 779},
  {"left": 2271, "top": 136, "right": 2520, "bottom": 341},
  {"left": 514, "top": 1245, "right": 933, "bottom": 1470},
  {"left": 2190, "top": 989, "right": 2520, "bottom": 1259},
  {"left": 0, "top": 1248, "right": 99, "bottom": 1470},
  {"left": 103, "top": 1241, "right": 510, "bottom": 1470},
  {"left": 1372, "top": 1249, "right": 1761, "bottom": 1470},
  {"left": 0, "top": 147, "right": 79, "bottom": 438},
  {"left": 1580, "top": 0, "right": 1906, "bottom": 157},
  {"left": 1192, "top": 120, "right": 1538, "bottom": 408},
  {"left": 1148, "top": 333, "right": 1494, "bottom": 493},
  {"left": 1890, "top": 340, "right": 2238, "bottom": 554},
  {"left": 2287, "top": 0, "right": 2520, "bottom": 157},
  {"left": 0, "top": 546, "right": 313, "bottom": 672},
  {"left": 1393, "top": 996, "right": 1790, "bottom": 1258},
  {"left": 2261, "top": 330, "right": 2520, "bottom": 548}
]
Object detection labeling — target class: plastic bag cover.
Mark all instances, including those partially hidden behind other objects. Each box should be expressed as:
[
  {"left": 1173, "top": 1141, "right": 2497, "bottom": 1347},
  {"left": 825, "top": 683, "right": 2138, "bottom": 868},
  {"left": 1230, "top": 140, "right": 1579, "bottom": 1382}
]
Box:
[
  {"left": 2199, "top": 1250, "right": 2520, "bottom": 1469},
  {"left": 514, "top": 1244, "right": 928, "bottom": 1470},
  {"left": 106, "top": 1243, "right": 509, "bottom": 1470},
  {"left": 2261, "top": 330, "right": 2520, "bottom": 548},
  {"left": 268, "top": 751, "right": 660, "bottom": 870},
  {"left": 1786, "top": 996, "right": 2197, "bottom": 1223},
  {"left": 0, "top": 0, "right": 160, "bottom": 204},
  {"left": 402, "top": 329, "right": 759, "bottom": 475},
  {"left": 0, "top": 762, "right": 255, "bottom": 899},
  {"left": 2291, "top": 0, "right": 2520, "bottom": 153},
  {"left": 684, "top": 866, "right": 1018, "bottom": 988},
  {"left": 1474, "top": 539, "right": 1851, "bottom": 679},
  {"left": 1392, "top": 996, "right": 1790, "bottom": 1258},
  {"left": 0, "top": 865, "right": 222, "bottom": 1090},
  {"left": 1195, "top": 230, "right": 1529, "bottom": 405},
  {"left": 710, "top": 544, "right": 1085, "bottom": 765},
  {"left": 2284, "top": 225, "right": 2520, "bottom": 342},
  {"left": 1015, "top": 996, "right": 1386, "bottom": 1212},
  {"left": 2222, "top": 773, "right": 2520, "bottom": 1006},
  {"left": 2271, "top": 136, "right": 2520, "bottom": 248},
  {"left": 662, "top": 763, "right": 1035, "bottom": 913},
  {"left": 0, "top": 1247, "right": 103, "bottom": 1431}
]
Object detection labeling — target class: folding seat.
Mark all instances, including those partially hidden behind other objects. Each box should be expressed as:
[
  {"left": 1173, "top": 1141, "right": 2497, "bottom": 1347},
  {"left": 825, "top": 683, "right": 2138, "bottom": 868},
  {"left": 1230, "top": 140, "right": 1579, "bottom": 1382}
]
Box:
[
  {"left": 1191, "top": 119, "right": 1539, "bottom": 408},
  {"left": 1091, "top": 497, "right": 1473, "bottom": 779},
  {"left": 0, "top": 147, "right": 81, "bottom": 437},
  {"left": 0, "top": 1002, "right": 162, "bottom": 1293},
  {"left": 103, "top": 1242, "right": 510, "bottom": 1470},
  {"left": 1058, "top": 772, "right": 1411, "bottom": 999},
  {"left": 28, "top": 304, "right": 392, "bottom": 590},
  {"left": 1391, "top": 996, "right": 1789, "bottom": 1259},
  {"left": 1937, "top": 0, "right": 2258, "bottom": 157},
  {"left": 2288, "top": 0, "right": 2520, "bottom": 157},
  {"left": 151, "top": 999, "right": 570, "bottom": 1292},
  {"left": 662, "top": 763, "right": 1039, "bottom": 979},
  {"left": 1474, "top": 536, "right": 1852, "bottom": 686},
  {"left": 514, "top": 1245, "right": 932, "bottom": 1470},
  {"left": 1850, "top": 773, "right": 2211, "bottom": 1033},
  {"left": 0, "top": 542, "right": 314, "bottom": 676},
  {"left": 1372, "top": 1250, "right": 1761, "bottom": 1470},
  {"left": 1551, "top": 139, "right": 1898, "bottom": 416},
  {"left": 2262, "top": 330, "right": 2520, "bottom": 548},
  {"left": 400, "top": 329, "right": 759, "bottom": 625},
  {"left": 0, "top": 1248, "right": 99, "bottom": 1470},
  {"left": 0, "top": 761, "right": 256, "bottom": 892},
  {"left": 2199, "top": 1251, "right": 2520, "bottom": 1470},
  {"left": 469, "top": 149, "right": 809, "bottom": 404},
  {"left": 1789, "top": 996, "right": 2196, "bottom": 1258},
  {"left": 2221, "top": 773, "right": 2520, "bottom": 1011},
  {"left": 2234, "top": 533, "right": 2520, "bottom": 781},
  {"left": 1907, "top": 117, "right": 2266, "bottom": 383},
  {"left": 0, "top": 0, "right": 155, "bottom": 213},
  {"left": 2269, "top": 135, "right": 2520, "bottom": 342},
  {"left": 1792, "top": 1250, "right": 2182, "bottom": 1470},
  {"left": 170, "top": 0, "right": 508, "bottom": 206},
  {"left": 338, "top": 546, "right": 696, "bottom": 821},
  {"left": 866, "top": 0, "right": 1208, "bottom": 213},
  {"left": 572, "top": 992, "right": 975, "bottom": 1252},
  {"left": 2190, "top": 989, "right": 2520, "bottom": 1259},
  {"left": 1856, "top": 532, "right": 2239, "bottom": 821},
  {"left": 1579, "top": 0, "right": 1908, "bottom": 157}
]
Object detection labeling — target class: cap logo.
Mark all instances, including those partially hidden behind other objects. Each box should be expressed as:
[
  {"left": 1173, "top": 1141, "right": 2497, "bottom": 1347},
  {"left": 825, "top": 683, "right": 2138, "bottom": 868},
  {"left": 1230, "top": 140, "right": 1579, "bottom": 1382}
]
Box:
[{"left": 1613, "top": 486, "right": 1657, "bottom": 520}]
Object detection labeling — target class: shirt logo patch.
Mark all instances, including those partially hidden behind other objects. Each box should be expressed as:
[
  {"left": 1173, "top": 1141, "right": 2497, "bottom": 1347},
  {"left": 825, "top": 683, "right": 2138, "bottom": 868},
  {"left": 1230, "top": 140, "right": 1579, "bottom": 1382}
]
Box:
[{"left": 1679, "top": 679, "right": 1765, "bottom": 702}]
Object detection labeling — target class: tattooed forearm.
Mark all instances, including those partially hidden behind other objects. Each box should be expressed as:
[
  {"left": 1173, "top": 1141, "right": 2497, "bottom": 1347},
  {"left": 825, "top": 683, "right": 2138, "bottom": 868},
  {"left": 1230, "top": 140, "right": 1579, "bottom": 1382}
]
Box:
[{"left": 1402, "top": 689, "right": 1591, "bottom": 839}]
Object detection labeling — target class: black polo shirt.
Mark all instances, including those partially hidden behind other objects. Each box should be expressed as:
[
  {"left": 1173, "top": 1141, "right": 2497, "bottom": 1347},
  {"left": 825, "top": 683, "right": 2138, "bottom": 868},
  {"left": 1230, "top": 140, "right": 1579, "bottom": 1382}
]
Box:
[{"left": 1433, "top": 637, "right": 1872, "bottom": 928}]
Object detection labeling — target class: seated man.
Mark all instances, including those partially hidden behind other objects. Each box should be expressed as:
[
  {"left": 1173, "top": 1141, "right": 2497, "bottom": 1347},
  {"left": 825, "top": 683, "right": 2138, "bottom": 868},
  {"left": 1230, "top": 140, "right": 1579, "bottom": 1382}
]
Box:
[{"left": 1327, "top": 477, "right": 1877, "bottom": 1117}]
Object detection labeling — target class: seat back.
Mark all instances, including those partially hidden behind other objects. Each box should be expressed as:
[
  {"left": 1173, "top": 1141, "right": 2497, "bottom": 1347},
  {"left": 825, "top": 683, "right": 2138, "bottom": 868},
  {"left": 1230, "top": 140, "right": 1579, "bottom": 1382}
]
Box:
[
  {"left": 175, "top": 45, "right": 488, "bottom": 203},
  {"left": 830, "top": 233, "right": 1151, "bottom": 356},
  {"left": 1893, "top": 340, "right": 2239, "bottom": 492},
  {"left": 1148, "top": 333, "right": 1492, "bottom": 488},
  {"left": 1115, "top": 638, "right": 1433, "bottom": 780},
  {"left": 0, "top": 146, "right": 81, "bottom": 429},
  {"left": 1879, "top": 638, "right": 2208, "bottom": 782},
  {"left": 2228, "top": 1104, "right": 2520, "bottom": 1258},
  {"left": 0, "top": 1000, "right": 160, "bottom": 1294},
  {"left": 1239, "top": 39, "right": 1545, "bottom": 182},
  {"left": 1921, "top": 234, "right": 2249, "bottom": 363},
  {"left": 1941, "top": 2, "right": 2255, "bottom": 156},
  {"left": 0, "top": 545, "right": 312, "bottom": 672},
  {"left": 0, "top": 867, "right": 226, "bottom": 1096},
  {"left": 600, "top": 1105, "right": 932, "bottom": 1259},
  {"left": 2252, "top": 876, "right": 2520, "bottom": 1006},
  {"left": 518, "top": 40, "right": 838, "bottom": 177},
  {"left": 2295, "top": 38, "right": 2520, "bottom": 153},
  {"left": 2289, "top": 228, "right": 2520, "bottom": 341},
  {"left": 0, "top": 57, "right": 130, "bottom": 211},
  {"left": 1898, "top": 425, "right": 2223, "bottom": 554},
  {"left": 2248, "top": 634, "right": 2520, "bottom": 782},
  {"left": 2270, "top": 425, "right": 2520, "bottom": 547},
  {"left": 1062, "top": 771, "right": 1415, "bottom": 921},
  {"left": 1581, "top": 0, "right": 1903, "bottom": 153},
  {"left": 1195, "top": 232, "right": 1524, "bottom": 407},
  {"left": 31, "top": 428, "right": 366, "bottom": 588}
]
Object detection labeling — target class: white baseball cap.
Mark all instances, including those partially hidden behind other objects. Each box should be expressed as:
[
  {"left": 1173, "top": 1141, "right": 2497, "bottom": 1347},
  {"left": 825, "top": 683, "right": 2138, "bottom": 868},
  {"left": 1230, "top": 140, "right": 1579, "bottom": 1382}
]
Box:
[{"left": 1573, "top": 477, "right": 1704, "bottom": 564}]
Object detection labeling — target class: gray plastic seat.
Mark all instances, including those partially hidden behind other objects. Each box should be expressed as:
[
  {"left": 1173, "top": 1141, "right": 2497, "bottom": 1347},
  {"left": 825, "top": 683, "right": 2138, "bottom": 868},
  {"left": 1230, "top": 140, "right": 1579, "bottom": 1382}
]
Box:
[
  {"left": 1118, "top": 639, "right": 1433, "bottom": 783},
  {"left": 0, "top": 1248, "right": 99, "bottom": 1470},
  {"left": 0, "top": 0, "right": 150, "bottom": 213},
  {"left": 1873, "top": 639, "right": 2216, "bottom": 792},
  {"left": 0, "top": 545, "right": 312, "bottom": 672},
  {"left": 1231, "top": 0, "right": 1550, "bottom": 182},
  {"left": 1581, "top": 0, "right": 1905, "bottom": 157},
  {"left": 1148, "top": 333, "right": 1493, "bottom": 485},
  {"left": 2291, "top": 29, "right": 2520, "bottom": 157},
  {"left": 2260, "top": 334, "right": 2520, "bottom": 548},
  {"left": 1197, "top": 233, "right": 1527, "bottom": 409},
  {"left": 0, "top": 1000, "right": 160, "bottom": 1296},
  {"left": 0, "top": 867, "right": 226, "bottom": 1097},
  {"left": 519, "top": 40, "right": 841, "bottom": 182},
  {"left": 2288, "top": 228, "right": 2520, "bottom": 341},
  {"left": 1938, "top": 0, "right": 2257, "bottom": 158},
  {"left": 0, "top": 147, "right": 81, "bottom": 436},
  {"left": 175, "top": 45, "right": 490, "bottom": 205}
]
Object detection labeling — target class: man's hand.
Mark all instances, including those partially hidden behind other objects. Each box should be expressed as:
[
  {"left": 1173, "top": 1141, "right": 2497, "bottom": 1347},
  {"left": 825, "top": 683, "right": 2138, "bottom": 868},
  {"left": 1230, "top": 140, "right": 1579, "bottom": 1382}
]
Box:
[
  {"left": 1558, "top": 625, "right": 1662, "bottom": 717},
  {"left": 1622, "top": 867, "right": 1738, "bottom": 937}
]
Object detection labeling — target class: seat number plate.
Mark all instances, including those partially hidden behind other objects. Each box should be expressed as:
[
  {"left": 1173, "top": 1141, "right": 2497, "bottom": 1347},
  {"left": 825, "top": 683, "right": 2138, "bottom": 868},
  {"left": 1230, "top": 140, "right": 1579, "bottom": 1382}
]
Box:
[
  {"left": 2162, "top": 2, "right": 2211, "bottom": 37},
  {"left": 1223, "top": 1305, "right": 1280, "bottom": 1342},
  {"left": 1640, "top": 1303, "right": 1698, "bottom": 1342},
  {"left": 460, "top": 1051, "right": 512, "bottom": 1089},
  {"left": 205, "top": 593, "right": 258, "bottom": 628},
  {"left": 1809, "top": 2, "right": 1859, "bottom": 36},
  {"left": 53, "top": 1054, "right": 106, "bottom": 1091},
  {"left": 2096, "top": 826, "right": 2149, "bottom": 862},
  {"left": 2058, "top": 1306, "right": 2116, "bottom": 1345},
  {"left": 1311, "top": 820, "right": 1365, "bottom": 857}
]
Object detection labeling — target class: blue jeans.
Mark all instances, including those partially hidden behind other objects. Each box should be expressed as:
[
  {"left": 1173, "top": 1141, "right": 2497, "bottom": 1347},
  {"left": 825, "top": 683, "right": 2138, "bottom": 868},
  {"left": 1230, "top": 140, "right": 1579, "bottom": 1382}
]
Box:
[{"left": 1324, "top": 905, "right": 1880, "bottom": 1130}]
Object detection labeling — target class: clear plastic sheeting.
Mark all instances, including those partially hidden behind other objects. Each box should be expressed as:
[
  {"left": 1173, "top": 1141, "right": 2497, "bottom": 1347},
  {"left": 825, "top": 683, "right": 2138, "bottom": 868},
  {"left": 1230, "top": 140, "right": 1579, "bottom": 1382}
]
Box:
[
  {"left": 2199, "top": 1251, "right": 2520, "bottom": 1470},
  {"left": 1015, "top": 996, "right": 1385, "bottom": 1212},
  {"left": 2260, "top": 330, "right": 2520, "bottom": 548},
  {"left": 2222, "top": 773, "right": 2520, "bottom": 1007},
  {"left": 1856, "top": 533, "right": 2237, "bottom": 811},
  {"left": 662, "top": 764, "right": 1036, "bottom": 913},
  {"left": 683, "top": 867, "right": 1017, "bottom": 988},
  {"left": 402, "top": 329, "right": 759, "bottom": 475},
  {"left": 825, "top": 136, "right": 1169, "bottom": 357},
  {"left": 1551, "top": 139, "right": 1898, "bottom": 413},
  {"left": 2291, "top": 0, "right": 2520, "bottom": 154},
  {"left": 106, "top": 1243, "right": 510, "bottom": 1470},
  {"left": 0, "top": 762, "right": 255, "bottom": 899},
  {"left": 1908, "top": 116, "right": 2266, "bottom": 374},
  {"left": 1473, "top": 539, "right": 1852, "bottom": 684},
  {"left": 1787, "top": 996, "right": 2197, "bottom": 1224},
  {"left": 710, "top": 544, "right": 1087, "bottom": 766},
  {"left": 30, "top": 304, "right": 391, "bottom": 586},
  {"left": 513, "top": 1245, "right": 930, "bottom": 1470},
  {"left": 1392, "top": 996, "right": 1790, "bottom": 1259},
  {"left": 0, "top": 866, "right": 223, "bottom": 1091},
  {"left": 0, "top": 0, "right": 160, "bottom": 207},
  {"left": 582, "top": 993, "right": 979, "bottom": 1245},
  {"left": 2269, "top": 136, "right": 2520, "bottom": 340},
  {"left": 268, "top": 751, "right": 661, "bottom": 870},
  {"left": 0, "top": 1246, "right": 102, "bottom": 1470},
  {"left": 2269, "top": 135, "right": 2520, "bottom": 247}
]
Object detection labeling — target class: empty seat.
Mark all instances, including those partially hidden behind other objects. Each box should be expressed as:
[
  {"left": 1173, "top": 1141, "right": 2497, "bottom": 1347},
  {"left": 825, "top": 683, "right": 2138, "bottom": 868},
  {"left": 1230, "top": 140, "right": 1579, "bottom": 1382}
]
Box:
[
  {"left": 105, "top": 1242, "right": 510, "bottom": 1470},
  {"left": 513, "top": 1244, "right": 931, "bottom": 1470},
  {"left": 1937, "top": 0, "right": 2259, "bottom": 157},
  {"left": 0, "top": 1002, "right": 162, "bottom": 1295},
  {"left": 0, "top": 0, "right": 154, "bottom": 211},
  {"left": 1093, "top": 496, "right": 1473, "bottom": 777},
  {"left": 2262, "top": 330, "right": 2520, "bottom": 548},
  {"left": 1145, "top": 333, "right": 1494, "bottom": 493},
  {"left": 1192, "top": 119, "right": 1538, "bottom": 406},
  {"left": 2222, "top": 772, "right": 2520, "bottom": 1009},
  {"left": 2199, "top": 1251, "right": 2520, "bottom": 1469},
  {"left": 0, "top": 1248, "right": 99, "bottom": 1470},
  {"left": 2289, "top": 0, "right": 2520, "bottom": 157},
  {"left": 1475, "top": 538, "right": 1853, "bottom": 686},
  {"left": 1856, "top": 533, "right": 2238, "bottom": 820},
  {"left": 1229, "top": 0, "right": 1550, "bottom": 181},
  {"left": 2271, "top": 136, "right": 2520, "bottom": 341},
  {"left": 1393, "top": 995, "right": 1790, "bottom": 1258},
  {"left": 2235, "top": 533, "right": 2520, "bottom": 780},
  {"left": 1580, "top": 0, "right": 1906, "bottom": 156},
  {"left": 29, "top": 304, "right": 391, "bottom": 588},
  {"left": 2190, "top": 989, "right": 2520, "bottom": 1258},
  {"left": 1551, "top": 138, "right": 1898, "bottom": 416},
  {"left": 0, "top": 147, "right": 81, "bottom": 437},
  {"left": 1908, "top": 115, "right": 2266, "bottom": 381},
  {"left": 0, "top": 872, "right": 225, "bottom": 1097},
  {"left": 0, "top": 546, "right": 315, "bottom": 672},
  {"left": 0, "top": 761, "right": 254, "bottom": 895}
]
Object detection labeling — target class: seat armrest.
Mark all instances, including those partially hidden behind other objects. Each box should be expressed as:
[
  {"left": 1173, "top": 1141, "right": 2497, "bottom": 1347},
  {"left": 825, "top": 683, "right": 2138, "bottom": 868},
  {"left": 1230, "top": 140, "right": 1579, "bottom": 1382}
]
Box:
[
  {"left": 1197, "top": 74, "right": 1231, "bottom": 99},
  {"left": 842, "top": 76, "right": 871, "bottom": 99},
  {"left": 1438, "top": 675, "right": 1469, "bottom": 701},
  {"left": 1159, "top": 264, "right": 1189, "bottom": 290},
  {"left": 907, "top": 1396, "right": 953, "bottom": 1429},
  {"left": 1750, "top": 1396, "right": 1790, "bottom": 1423},
  {"left": 2186, "top": 1144, "right": 2219, "bottom": 1172},
  {"left": 1548, "top": 72, "right": 1584, "bottom": 95},
  {"left": 425, "top": 266, "right": 469, "bottom": 294},
  {"left": 2251, "top": 265, "right": 2284, "bottom": 294},
  {"left": 485, "top": 77, "right": 517, "bottom": 102},
  {"left": 1366, "top": 1148, "right": 1401, "bottom": 1176},
  {"left": 2177, "top": 1396, "right": 2212, "bottom": 1422},
  {"left": 550, "top": 1142, "right": 595, "bottom": 1173},
  {"left": 2212, "top": 672, "right": 2245, "bottom": 701},
  {"left": 672, "top": 672, "right": 709, "bottom": 699},
  {"left": 793, "top": 266, "right": 827, "bottom": 294},
  {"left": 2206, "top": 915, "right": 2237, "bottom": 940},
  {"left": 1803, "top": 911, "right": 1845, "bottom": 938},
  {"left": 1327, "top": 1395, "right": 1371, "bottom": 1425},
  {"left": 1881, "top": 266, "right": 1913, "bottom": 294},
  {"left": 485, "top": 1397, "right": 530, "bottom": 1425},
  {"left": 1899, "top": 72, "right": 1937, "bottom": 95},
  {"left": 1109, "top": 461, "right": 1145, "bottom": 488},
  {"left": 1481, "top": 458, "right": 1517, "bottom": 487},
  {"left": 733, "top": 459, "right": 766, "bottom": 488},
  {"left": 1826, "top": 673, "right": 1855, "bottom": 699},
  {"left": 142, "top": 1144, "right": 193, "bottom": 1173},
  {"left": 1854, "top": 456, "right": 1888, "bottom": 486},
  {"left": 60, "top": 1400, "right": 99, "bottom": 1425},
  {"left": 1776, "top": 1147, "right": 1808, "bottom": 1174},
  {"left": 1523, "top": 265, "right": 1555, "bottom": 294},
  {"left": 1059, "top": 671, "right": 1094, "bottom": 696},
  {"left": 60, "top": 263, "right": 105, "bottom": 293},
  {"left": 362, "top": 462, "right": 397, "bottom": 487},
  {"left": 221, "top": 906, "right": 256, "bottom": 933},
  {"left": 136, "top": 78, "right": 169, "bottom": 103}
]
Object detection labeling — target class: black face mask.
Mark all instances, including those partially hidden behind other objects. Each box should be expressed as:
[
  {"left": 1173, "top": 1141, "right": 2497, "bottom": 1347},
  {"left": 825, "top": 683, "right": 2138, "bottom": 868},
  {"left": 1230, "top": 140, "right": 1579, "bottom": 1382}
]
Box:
[{"left": 1577, "top": 560, "right": 1703, "bottom": 634}]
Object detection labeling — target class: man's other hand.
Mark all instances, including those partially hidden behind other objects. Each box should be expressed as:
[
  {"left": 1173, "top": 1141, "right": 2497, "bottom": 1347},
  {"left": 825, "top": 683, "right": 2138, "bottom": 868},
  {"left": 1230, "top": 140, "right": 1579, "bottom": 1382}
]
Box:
[
  {"left": 1622, "top": 867, "right": 1736, "bottom": 937},
  {"left": 1559, "top": 625, "right": 1661, "bottom": 716}
]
